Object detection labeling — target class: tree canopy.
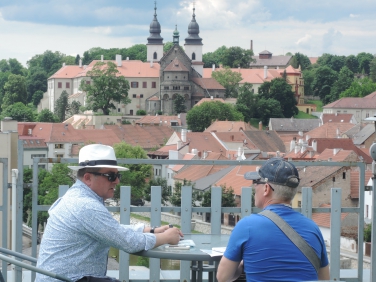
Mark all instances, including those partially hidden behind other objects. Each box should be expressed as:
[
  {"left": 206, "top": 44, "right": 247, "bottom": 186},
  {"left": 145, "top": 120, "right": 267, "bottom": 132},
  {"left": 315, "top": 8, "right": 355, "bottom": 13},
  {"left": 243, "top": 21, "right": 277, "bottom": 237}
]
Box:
[
  {"left": 1, "top": 102, "right": 34, "bottom": 122},
  {"left": 211, "top": 67, "right": 242, "bottom": 98},
  {"left": 173, "top": 94, "right": 187, "bottom": 114},
  {"left": 186, "top": 101, "right": 244, "bottom": 132},
  {"left": 339, "top": 77, "right": 376, "bottom": 98},
  {"left": 201, "top": 185, "right": 236, "bottom": 207},
  {"left": 221, "top": 46, "right": 255, "bottom": 68},
  {"left": 235, "top": 83, "right": 256, "bottom": 123},
  {"left": 80, "top": 61, "right": 130, "bottom": 115},
  {"left": 2, "top": 74, "right": 27, "bottom": 110},
  {"left": 258, "top": 78, "right": 298, "bottom": 118}
]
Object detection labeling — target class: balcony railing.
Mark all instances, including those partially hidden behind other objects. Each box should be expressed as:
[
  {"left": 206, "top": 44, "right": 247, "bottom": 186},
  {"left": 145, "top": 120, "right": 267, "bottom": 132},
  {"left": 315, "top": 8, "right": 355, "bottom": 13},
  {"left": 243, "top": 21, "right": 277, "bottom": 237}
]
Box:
[{"left": 0, "top": 140, "right": 375, "bottom": 281}]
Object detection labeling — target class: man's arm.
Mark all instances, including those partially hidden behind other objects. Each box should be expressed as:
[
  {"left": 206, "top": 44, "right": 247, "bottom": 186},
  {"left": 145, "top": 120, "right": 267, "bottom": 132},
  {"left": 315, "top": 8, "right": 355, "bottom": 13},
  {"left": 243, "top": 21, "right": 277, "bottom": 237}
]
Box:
[
  {"left": 318, "top": 265, "right": 330, "bottom": 280},
  {"left": 217, "top": 257, "right": 242, "bottom": 282}
]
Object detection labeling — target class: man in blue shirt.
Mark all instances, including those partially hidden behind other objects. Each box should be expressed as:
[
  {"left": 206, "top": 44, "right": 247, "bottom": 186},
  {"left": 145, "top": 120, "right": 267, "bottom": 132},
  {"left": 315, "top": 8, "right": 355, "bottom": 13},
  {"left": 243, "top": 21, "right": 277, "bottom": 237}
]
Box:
[
  {"left": 36, "top": 144, "right": 183, "bottom": 282},
  {"left": 217, "top": 157, "right": 330, "bottom": 282}
]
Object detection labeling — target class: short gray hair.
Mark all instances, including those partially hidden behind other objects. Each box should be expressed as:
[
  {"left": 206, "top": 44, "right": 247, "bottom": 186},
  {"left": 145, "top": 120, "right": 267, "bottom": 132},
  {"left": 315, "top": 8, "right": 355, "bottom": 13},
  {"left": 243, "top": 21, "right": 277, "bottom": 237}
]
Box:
[{"left": 269, "top": 183, "right": 297, "bottom": 202}]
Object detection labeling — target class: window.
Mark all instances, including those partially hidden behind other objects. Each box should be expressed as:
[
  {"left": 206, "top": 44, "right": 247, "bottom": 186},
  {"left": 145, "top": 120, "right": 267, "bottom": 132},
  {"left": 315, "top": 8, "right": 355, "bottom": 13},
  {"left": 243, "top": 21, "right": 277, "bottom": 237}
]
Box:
[
  {"left": 192, "top": 53, "right": 196, "bottom": 60},
  {"left": 55, "top": 144, "right": 64, "bottom": 149},
  {"left": 118, "top": 108, "right": 120, "bottom": 112},
  {"left": 152, "top": 82, "right": 156, "bottom": 88},
  {"left": 142, "top": 82, "right": 147, "bottom": 88},
  {"left": 298, "top": 201, "right": 301, "bottom": 207},
  {"left": 343, "top": 172, "right": 346, "bottom": 179},
  {"left": 132, "top": 94, "right": 136, "bottom": 98},
  {"left": 131, "top": 82, "right": 139, "bottom": 88},
  {"left": 153, "top": 52, "right": 157, "bottom": 60},
  {"left": 56, "top": 154, "right": 64, "bottom": 158},
  {"left": 58, "top": 82, "right": 62, "bottom": 88},
  {"left": 31, "top": 154, "right": 46, "bottom": 159},
  {"left": 66, "top": 82, "right": 70, "bottom": 88},
  {"left": 184, "top": 86, "right": 189, "bottom": 90},
  {"left": 130, "top": 110, "right": 133, "bottom": 115},
  {"left": 140, "top": 94, "right": 144, "bottom": 98},
  {"left": 164, "top": 86, "right": 169, "bottom": 90},
  {"left": 38, "top": 165, "right": 46, "bottom": 169},
  {"left": 86, "top": 81, "right": 91, "bottom": 85},
  {"left": 173, "top": 86, "right": 180, "bottom": 90},
  {"left": 366, "top": 112, "right": 370, "bottom": 118}
]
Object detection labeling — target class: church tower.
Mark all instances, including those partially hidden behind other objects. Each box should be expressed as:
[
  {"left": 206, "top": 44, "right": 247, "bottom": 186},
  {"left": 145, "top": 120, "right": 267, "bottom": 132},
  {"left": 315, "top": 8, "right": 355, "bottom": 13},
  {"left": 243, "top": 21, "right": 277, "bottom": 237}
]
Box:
[
  {"left": 147, "top": 2, "right": 164, "bottom": 62},
  {"left": 184, "top": 6, "right": 203, "bottom": 76}
]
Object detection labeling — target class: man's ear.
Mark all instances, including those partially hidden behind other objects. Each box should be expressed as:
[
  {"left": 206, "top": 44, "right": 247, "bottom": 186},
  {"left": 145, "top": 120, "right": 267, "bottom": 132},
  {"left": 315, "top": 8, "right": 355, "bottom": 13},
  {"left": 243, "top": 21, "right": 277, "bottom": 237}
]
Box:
[
  {"left": 82, "top": 172, "right": 92, "bottom": 186},
  {"left": 264, "top": 183, "right": 272, "bottom": 196}
]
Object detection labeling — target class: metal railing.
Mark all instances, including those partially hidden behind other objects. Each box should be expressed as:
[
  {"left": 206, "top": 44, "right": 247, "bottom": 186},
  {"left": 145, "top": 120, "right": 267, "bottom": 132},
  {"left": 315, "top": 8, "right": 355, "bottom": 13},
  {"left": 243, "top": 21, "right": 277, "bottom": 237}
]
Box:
[{"left": 0, "top": 140, "right": 373, "bottom": 281}]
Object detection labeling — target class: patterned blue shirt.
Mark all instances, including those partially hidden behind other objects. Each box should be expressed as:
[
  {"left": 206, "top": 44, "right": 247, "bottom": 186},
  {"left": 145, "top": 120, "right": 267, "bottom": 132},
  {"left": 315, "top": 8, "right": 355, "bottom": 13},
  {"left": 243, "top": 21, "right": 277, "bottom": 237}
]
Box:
[{"left": 35, "top": 179, "right": 156, "bottom": 282}]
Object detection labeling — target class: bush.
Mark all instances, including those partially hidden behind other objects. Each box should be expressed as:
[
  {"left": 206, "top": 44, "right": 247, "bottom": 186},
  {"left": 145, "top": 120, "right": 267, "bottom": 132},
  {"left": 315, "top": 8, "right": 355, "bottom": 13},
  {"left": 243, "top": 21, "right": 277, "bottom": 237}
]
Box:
[
  {"left": 365, "top": 224, "right": 372, "bottom": 242},
  {"left": 136, "top": 110, "right": 146, "bottom": 115}
]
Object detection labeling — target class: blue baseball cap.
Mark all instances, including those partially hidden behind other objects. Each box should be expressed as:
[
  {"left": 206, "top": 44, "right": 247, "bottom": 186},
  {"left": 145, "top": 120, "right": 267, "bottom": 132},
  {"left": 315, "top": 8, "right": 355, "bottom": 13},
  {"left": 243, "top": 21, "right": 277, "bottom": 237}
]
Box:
[{"left": 244, "top": 157, "right": 300, "bottom": 188}]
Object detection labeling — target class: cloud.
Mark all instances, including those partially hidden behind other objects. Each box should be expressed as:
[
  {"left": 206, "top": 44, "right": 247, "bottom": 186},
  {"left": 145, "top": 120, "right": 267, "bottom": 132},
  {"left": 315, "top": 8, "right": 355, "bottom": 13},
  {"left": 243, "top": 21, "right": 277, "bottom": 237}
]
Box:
[
  {"left": 296, "top": 34, "right": 312, "bottom": 47},
  {"left": 349, "top": 14, "right": 359, "bottom": 18},
  {"left": 322, "top": 28, "right": 343, "bottom": 53}
]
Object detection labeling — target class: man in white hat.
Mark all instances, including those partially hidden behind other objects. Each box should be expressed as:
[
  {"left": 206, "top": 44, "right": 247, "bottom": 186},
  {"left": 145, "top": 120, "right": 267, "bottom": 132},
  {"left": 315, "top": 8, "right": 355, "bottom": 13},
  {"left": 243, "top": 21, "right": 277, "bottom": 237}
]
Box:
[{"left": 36, "top": 144, "right": 182, "bottom": 282}]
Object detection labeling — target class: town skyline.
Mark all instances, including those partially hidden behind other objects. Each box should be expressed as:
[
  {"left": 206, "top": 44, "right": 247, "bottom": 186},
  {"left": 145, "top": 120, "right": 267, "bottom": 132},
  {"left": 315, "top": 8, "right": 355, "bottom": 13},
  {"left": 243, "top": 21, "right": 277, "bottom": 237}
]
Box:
[{"left": 0, "top": 0, "right": 375, "bottom": 67}]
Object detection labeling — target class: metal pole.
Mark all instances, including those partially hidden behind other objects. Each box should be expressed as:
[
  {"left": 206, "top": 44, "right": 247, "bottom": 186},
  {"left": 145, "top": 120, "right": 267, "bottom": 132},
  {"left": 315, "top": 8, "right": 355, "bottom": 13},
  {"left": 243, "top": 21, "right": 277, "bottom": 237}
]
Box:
[{"left": 11, "top": 169, "right": 18, "bottom": 282}]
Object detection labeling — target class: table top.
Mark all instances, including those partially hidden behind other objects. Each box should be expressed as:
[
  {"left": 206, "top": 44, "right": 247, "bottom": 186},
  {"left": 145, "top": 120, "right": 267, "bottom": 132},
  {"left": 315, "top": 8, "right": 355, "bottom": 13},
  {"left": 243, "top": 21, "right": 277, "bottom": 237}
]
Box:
[{"left": 134, "top": 234, "right": 230, "bottom": 262}]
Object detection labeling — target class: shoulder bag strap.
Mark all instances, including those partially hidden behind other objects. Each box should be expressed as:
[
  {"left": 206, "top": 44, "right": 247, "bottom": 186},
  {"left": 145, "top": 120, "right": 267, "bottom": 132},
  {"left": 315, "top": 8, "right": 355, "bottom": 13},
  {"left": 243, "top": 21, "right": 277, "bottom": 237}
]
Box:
[{"left": 259, "top": 210, "right": 321, "bottom": 273}]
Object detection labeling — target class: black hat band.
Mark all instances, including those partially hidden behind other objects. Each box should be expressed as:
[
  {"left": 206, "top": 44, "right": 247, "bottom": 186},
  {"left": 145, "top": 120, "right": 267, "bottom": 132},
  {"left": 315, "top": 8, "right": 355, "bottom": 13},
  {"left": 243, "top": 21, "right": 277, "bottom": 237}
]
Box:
[{"left": 79, "top": 160, "right": 118, "bottom": 167}]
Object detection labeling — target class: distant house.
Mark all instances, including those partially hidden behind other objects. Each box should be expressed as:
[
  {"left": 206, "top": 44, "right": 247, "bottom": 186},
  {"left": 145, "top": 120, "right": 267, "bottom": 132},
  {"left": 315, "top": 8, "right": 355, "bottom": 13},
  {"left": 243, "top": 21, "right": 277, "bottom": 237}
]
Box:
[
  {"left": 268, "top": 117, "right": 321, "bottom": 135},
  {"left": 323, "top": 91, "right": 376, "bottom": 123},
  {"left": 249, "top": 50, "right": 293, "bottom": 69},
  {"left": 320, "top": 113, "right": 357, "bottom": 124},
  {"left": 352, "top": 124, "right": 376, "bottom": 149}
]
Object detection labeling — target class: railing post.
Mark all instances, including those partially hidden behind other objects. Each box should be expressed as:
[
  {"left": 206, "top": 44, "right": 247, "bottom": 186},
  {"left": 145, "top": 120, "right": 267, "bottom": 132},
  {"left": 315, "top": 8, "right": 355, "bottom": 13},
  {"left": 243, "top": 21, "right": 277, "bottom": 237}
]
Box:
[
  {"left": 149, "top": 186, "right": 162, "bottom": 282},
  {"left": 241, "top": 187, "right": 252, "bottom": 218},
  {"left": 180, "top": 186, "right": 193, "bottom": 282},
  {"left": 330, "top": 188, "right": 342, "bottom": 280},
  {"left": 301, "top": 187, "right": 313, "bottom": 219},
  {"left": 119, "top": 186, "right": 131, "bottom": 282},
  {"left": 211, "top": 187, "right": 222, "bottom": 234},
  {"left": 0, "top": 158, "right": 8, "bottom": 282}
]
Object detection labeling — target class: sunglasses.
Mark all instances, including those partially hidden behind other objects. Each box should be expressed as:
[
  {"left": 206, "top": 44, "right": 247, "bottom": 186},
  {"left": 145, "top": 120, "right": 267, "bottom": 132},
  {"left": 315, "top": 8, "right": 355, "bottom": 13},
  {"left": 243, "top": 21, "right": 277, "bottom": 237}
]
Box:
[
  {"left": 88, "top": 172, "right": 122, "bottom": 182},
  {"left": 254, "top": 180, "right": 275, "bottom": 191}
]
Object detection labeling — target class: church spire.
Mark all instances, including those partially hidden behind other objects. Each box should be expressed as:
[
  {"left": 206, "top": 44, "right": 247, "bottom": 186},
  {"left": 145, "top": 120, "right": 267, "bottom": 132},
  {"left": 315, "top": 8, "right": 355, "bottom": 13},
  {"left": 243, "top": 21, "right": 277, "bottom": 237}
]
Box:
[
  {"left": 185, "top": 4, "right": 202, "bottom": 45},
  {"left": 173, "top": 25, "right": 180, "bottom": 45},
  {"left": 147, "top": 1, "right": 163, "bottom": 44}
]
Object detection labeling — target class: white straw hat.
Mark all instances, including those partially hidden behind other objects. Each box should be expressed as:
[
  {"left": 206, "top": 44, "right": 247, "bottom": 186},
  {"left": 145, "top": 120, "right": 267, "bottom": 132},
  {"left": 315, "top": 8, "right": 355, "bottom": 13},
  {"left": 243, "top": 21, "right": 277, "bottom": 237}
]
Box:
[{"left": 68, "top": 144, "right": 129, "bottom": 171}]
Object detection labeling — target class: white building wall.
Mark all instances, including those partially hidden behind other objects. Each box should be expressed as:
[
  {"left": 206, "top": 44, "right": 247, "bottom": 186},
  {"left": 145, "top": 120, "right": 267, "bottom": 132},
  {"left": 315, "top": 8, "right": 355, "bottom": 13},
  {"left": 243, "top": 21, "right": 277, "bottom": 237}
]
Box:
[
  {"left": 147, "top": 44, "right": 164, "bottom": 62},
  {"left": 364, "top": 189, "right": 373, "bottom": 221}
]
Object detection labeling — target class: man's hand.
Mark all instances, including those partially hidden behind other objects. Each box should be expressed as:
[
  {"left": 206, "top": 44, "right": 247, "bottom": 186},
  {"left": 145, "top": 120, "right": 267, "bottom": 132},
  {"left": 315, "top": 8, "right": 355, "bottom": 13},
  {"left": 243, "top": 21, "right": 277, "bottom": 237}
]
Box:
[{"left": 154, "top": 227, "right": 183, "bottom": 247}]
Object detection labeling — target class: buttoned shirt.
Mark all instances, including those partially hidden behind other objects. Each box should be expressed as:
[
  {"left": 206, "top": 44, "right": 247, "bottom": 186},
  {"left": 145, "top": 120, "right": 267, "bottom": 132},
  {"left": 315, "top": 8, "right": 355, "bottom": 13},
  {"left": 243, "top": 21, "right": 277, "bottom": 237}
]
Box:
[{"left": 35, "top": 179, "right": 156, "bottom": 282}]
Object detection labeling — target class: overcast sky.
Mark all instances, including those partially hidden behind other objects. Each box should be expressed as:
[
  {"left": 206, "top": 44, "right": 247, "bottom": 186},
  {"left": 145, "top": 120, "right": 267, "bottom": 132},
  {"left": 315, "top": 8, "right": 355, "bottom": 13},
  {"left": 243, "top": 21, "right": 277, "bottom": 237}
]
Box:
[{"left": 0, "top": 0, "right": 375, "bottom": 67}]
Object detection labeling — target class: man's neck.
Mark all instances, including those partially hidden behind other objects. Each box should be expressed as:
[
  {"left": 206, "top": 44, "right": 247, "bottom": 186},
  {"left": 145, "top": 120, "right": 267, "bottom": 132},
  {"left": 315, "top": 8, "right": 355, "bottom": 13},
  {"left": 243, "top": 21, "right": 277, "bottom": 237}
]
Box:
[{"left": 263, "top": 199, "right": 291, "bottom": 209}]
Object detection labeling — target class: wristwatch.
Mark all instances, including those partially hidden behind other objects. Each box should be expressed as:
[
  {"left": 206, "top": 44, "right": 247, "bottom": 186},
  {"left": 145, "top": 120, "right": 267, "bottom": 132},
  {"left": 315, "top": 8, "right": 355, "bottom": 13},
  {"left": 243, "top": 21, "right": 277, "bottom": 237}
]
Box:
[{"left": 150, "top": 226, "right": 159, "bottom": 233}]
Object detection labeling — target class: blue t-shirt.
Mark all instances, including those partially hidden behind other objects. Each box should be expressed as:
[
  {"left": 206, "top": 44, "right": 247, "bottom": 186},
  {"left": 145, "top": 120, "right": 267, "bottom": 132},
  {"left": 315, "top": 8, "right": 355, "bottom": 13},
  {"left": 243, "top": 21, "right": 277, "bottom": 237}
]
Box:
[{"left": 224, "top": 204, "right": 329, "bottom": 282}]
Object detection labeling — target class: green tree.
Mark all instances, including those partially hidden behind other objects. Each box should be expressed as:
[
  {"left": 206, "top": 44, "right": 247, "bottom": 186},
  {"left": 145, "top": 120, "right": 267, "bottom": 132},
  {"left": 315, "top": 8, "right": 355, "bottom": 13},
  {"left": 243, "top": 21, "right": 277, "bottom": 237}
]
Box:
[
  {"left": 211, "top": 67, "right": 242, "bottom": 98},
  {"left": 125, "top": 44, "right": 147, "bottom": 62},
  {"left": 201, "top": 185, "right": 236, "bottom": 207},
  {"left": 38, "top": 164, "right": 74, "bottom": 225},
  {"left": 169, "top": 180, "right": 199, "bottom": 207},
  {"left": 32, "top": 90, "right": 44, "bottom": 107},
  {"left": 255, "top": 98, "right": 283, "bottom": 125},
  {"left": 370, "top": 57, "right": 376, "bottom": 83},
  {"left": 290, "top": 53, "right": 311, "bottom": 70},
  {"left": 2, "top": 102, "right": 35, "bottom": 121},
  {"left": 26, "top": 67, "right": 47, "bottom": 103},
  {"left": 37, "top": 109, "right": 58, "bottom": 122},
  {"left": 340, "top": 77, "right": 376, "bottom": 98},
  {"left": 365, "top": 224, "right": 372, "bottom": 242},
  {"left": 2, "top": 74, "right": 28, "bottom": 110},
  {"left": 113, "top": 142, "right": 152, "bottom": 201},
  {"left": 186, "top": 101, "right": 244, "bottom": 132},
  {"left": 80, "top": 61, "right": 131, "bottom": 115},
  {"left": 302, "top": 68, "right": 315, "bottom": 96},
  {"left": 258, "top": 78, "right": 298, "bottom": 118},
  {"left": 0, "top": 71, "right": 11, "bottom": 106},
  {"left": 235, "top": 83, "right": 256, "bottom": 122},
  {"left": 75, "top": 54, "right": 81, "bottom": 65},
  {"left": 221, "top": 46, "right": 255, "bottom": 68},
  {"left": 345, "top": 55, "right": 359, "bottom": 73},
  {"left": 357, "top": 52, "right": 374, "bottom": 75},
  {"left": 69, "top": 100, "right": 81, "bottom": 116},
  {"left": 8, "top": 58, "right": 26, "bottom": 76},
  {"left": 328, "top": 66, "right": 354, "bottom": 103},
  {"left": 311, "top": 66, "right": 338, "bottom": 103},
  {"left": 174, "top": 94, "right": 186, "bottom": 113},
  {"left": 136, "top": 110, "right": 146, "bottom": 115},
  {"left": 163, "top": 42, "right": 175, "bottom": 53},
  {"left": 54, "top": 90, "right": 69, "bottom": 122},
  {"left": 145, "top": 177, "right": 170, "bottom": 205},
  {"left": 27, "top": 50, "right": 66, "bottom": 77}
]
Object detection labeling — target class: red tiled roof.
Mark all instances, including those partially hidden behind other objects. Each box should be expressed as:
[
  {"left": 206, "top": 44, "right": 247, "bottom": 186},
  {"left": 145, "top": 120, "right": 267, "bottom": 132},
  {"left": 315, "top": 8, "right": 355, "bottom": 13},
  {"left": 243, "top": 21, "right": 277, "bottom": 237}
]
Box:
[
  {"left": 350, "top": 170, "right": 373, "bottom": 199},
  {"left": 136, "top": 115, "right": 181, "bottom": 126},
  {"left": 323, "top": 92, "right": 376, "bottom": 109},
  {"left": 321, "top": 113, "right": 354, "bottom": 124},
  {"left": 191, "top": 77, "right": 225, "bottom": 90},
  {"left": 215, "top": 165, "right": 258, "bottom": 196},
  {"left": 164, "top": 58, "right": 189, "bottom": 72},
  {"left": 312, "top": 204, "right": 348, "bottom": 228},
  {"left": 205, "top": 121, "right": 257, "bottom": 132},
  {"left": 304, "top": 122, "right": 356, "bottom": 139}
]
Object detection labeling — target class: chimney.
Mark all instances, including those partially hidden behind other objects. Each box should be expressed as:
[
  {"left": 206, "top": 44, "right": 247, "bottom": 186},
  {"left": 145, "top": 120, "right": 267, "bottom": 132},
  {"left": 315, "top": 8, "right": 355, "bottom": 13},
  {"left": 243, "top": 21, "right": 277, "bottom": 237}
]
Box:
[
  {"left": 177, "top": 140, "right": 182, "bottom": 150},
  {"left": 290, "top": 140, "right": 295, "bottom": 152},
  {"left": 79, "top": 59, "right": 82, "bottom": 67},
  {"left": 211, "top": 96, "right": 213, "bottom": 100},
  {"left": 28, "top": 128, "right": 32, "bottom": 135},
  {"left": 336, "top": 128, "right": 340, "bottom": 137},
  {"left": 294, "top": 145, "right": 299, "bottom": 154},
  {"left": 181, "top": 129, "right": 187, "bottom": 142},
  {"left": 237, "top": 147, "right": 242, "bottom": 160},
  {"left": 101, "top": 55, "right": 104, "bottom": 62},
  {"left": 250, "top": 40, "right": 253, "bottom": 51},
  {"left": 264, "top": 66, "right": 268, "bottom": 79},
  {"left": 62, "top": 63, "right": 66, "bottom": 67},
  {"left": 212, "top": 64, "right": 215, "bottom": 71},
  {"left": 150, "top": 61, "right": 153, "bottom": 68},
  {"left": 116, "top": 54, "right": 122, "bottom": 67},
  {"left": 191, "top": 148, "right": 198, "bottom": 155},
  {"left": 259, "top": 121, "right": 262, "bottom": 130},
  {"left": 333, "top": 148, "right": 340, "bottom": 155},
  {"left": 126, "top": 57, "right": 129, "bottom": 60}
]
